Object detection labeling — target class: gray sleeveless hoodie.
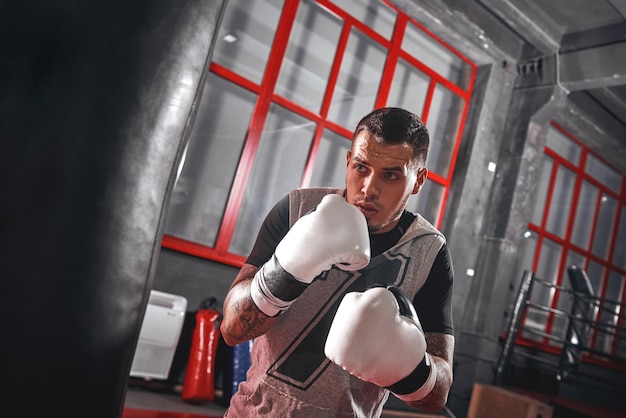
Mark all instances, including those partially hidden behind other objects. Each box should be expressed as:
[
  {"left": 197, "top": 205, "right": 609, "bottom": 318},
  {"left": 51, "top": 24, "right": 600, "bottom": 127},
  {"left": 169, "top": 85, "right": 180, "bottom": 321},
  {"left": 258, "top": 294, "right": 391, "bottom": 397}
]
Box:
[{"left": 225, "top": 188, "right": 445, "bottom": 418}]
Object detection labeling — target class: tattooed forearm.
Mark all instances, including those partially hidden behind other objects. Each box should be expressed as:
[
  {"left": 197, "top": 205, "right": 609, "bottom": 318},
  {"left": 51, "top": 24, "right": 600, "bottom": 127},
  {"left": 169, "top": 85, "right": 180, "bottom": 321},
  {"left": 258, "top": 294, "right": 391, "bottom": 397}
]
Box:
[
  {"left": 231, "top": 295, "right": 271, "bottom": 340},
  {"left": 220, "top": 263, "right": 280, "bottom": 346},
  {"left": 425, "top": 333, "right": 453, "bottom": 362}
]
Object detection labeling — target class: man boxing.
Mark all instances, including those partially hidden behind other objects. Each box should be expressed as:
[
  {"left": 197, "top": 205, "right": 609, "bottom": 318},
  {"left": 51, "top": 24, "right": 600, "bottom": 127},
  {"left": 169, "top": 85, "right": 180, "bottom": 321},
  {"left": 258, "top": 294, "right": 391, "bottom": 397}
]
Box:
[{"left": 220, "top": 107, "right": 454, "bottom": 417}]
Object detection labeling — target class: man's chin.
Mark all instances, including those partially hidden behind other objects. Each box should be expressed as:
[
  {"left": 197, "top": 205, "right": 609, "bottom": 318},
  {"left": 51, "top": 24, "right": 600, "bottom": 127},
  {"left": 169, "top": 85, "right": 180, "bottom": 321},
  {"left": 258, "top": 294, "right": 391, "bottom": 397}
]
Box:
[{"left": 367, "top": 222, "right": 385, "bottom": 233}]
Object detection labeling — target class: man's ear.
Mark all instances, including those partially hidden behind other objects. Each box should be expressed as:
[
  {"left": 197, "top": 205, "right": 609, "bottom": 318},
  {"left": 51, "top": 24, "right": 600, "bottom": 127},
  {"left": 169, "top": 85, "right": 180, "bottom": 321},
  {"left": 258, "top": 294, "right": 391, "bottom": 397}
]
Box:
[
  {"left": 346, "top": 150, "right": 352, "bottom": 166},
  {"left": 412, "top": 168, "right": 428, "bottom": 194}
]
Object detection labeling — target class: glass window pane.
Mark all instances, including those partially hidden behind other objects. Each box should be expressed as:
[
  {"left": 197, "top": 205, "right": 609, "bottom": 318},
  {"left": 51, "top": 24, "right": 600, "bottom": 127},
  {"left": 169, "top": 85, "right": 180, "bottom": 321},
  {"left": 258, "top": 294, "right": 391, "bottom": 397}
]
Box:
[
  {"left": 545, "top": 165, "right": 576, "bottom": 238},
  {"left": 586, "top": 153, "right": 621, "bottom": 193},
  {"left": 565, "top": 251, "right": 586, "bottom": 276},
  {"left": 586, "top": 260, "right": 604, "bottom": 296},
  {"left": 524, "top": 239, "right": 561, "bottom": 339},
  {"left": 615, "top": 300, "right": 626, "bottom": 359},
  {"left": 585, "top": 261, "right": 603, "bottom": 350},
  {"left": 554, "top": 251, "right": 587, "bottom": 342},
  {"left": 213, "top": 0, "right": 283, "bottom": 84},
  {"left": 546, "top": 125, "right": 580, "bottom": 163},
  {"left": 406, "top": 181, "right": 443, "bottom": 226},
  {"left": 327, "top": 27, "right": 386, "bottom": 130},
  {"left": 612, "top": 205, "right": 626, "bottom": 269},
  {"left": 164, "top": 75, "right": 255, "bottom": 246},
  {"left": 604, "top": 268, "right": 624, "bottom": 303},
  {"left": 275, "top": 0, "right": 343, "bottom": 113},
  {"left": 536, "top": 238, "right": 562, "bottom": 290},
  {"left": 531, "top": 157, "right": 553, "bottom": 226},
  {"left": 596, "top": 271, "right": 624, "bottom": 355},
  {"left": 425, "top": 84, "right": 463, "bottom": 178},
  {"left": 332, "top": 0, "right": 396, "bottom": 39},
  {"left": 550, "top": 311, "right": 568, "bottom": 345},
  {"left": 608, "top": 270, "right": 626, "bottom": 358},
  {"left": 591, "top": 193, "right": 617, "bottom": 258},
  {"left": 402, "top": 21, "right": 472, "bottom": 89},
  {"left": 571, "top": 180, "right": 598, "bottom": 249},
  {"left": 229, "top": 105, "right": 315, "bottom": 256},
  {"left": 387, "top": 58, "right": 429, "bottom": 117},
  {"left": 309, "top": 129, "right": 350, "bottom": 188}
]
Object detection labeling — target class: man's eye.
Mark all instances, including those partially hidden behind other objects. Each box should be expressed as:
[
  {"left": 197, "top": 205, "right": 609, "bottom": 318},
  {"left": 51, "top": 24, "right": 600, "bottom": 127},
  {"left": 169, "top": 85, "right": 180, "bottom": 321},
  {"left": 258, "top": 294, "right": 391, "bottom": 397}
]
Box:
[{"left": 386, "top": 172, "right": 398, "bottom": 180}]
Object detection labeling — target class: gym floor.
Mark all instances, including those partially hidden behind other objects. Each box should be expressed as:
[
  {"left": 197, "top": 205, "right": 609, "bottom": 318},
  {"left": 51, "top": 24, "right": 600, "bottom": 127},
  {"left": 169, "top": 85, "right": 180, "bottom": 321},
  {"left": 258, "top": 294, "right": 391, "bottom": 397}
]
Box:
[
  {"left": 122, "top": 382, "right": 442, "bottom": 418},
  {"left": 123, "top": 381, "right": 626, "bottom": 418},
  {"left": 123, "top": 379, "right": 227, "bottom": 418}
]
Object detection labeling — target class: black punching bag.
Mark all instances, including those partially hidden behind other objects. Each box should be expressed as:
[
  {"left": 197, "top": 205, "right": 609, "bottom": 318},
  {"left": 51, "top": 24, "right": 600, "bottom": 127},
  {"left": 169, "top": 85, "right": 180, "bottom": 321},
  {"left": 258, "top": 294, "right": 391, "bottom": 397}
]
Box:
[{"left": 0, "top": 1, "right": 226, "bottom": 416}]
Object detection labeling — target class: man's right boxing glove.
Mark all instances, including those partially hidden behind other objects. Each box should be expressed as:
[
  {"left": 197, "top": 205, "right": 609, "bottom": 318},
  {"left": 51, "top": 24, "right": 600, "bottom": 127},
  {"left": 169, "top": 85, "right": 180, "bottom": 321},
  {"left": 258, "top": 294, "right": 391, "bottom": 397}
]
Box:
[
  {"left": 324, "top": 286, "right": 436, "bottom": 402},
  {"left": 250, "top": 194, "right": 371, "bottom": 317}
]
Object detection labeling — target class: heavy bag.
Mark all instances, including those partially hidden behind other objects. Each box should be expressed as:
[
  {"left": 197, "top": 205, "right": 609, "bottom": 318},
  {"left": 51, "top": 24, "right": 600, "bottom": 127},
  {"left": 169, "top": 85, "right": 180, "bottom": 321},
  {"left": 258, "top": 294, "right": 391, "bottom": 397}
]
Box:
[{"left": 181, "top": 298, "right": 221, "bottom": 404}]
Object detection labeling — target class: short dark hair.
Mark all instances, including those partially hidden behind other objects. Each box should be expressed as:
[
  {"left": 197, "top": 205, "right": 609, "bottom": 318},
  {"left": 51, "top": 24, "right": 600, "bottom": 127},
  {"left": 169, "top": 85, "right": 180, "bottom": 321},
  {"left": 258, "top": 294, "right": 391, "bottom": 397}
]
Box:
[{"left": 353, "top": 107, "right": 429, "bottom": 165}]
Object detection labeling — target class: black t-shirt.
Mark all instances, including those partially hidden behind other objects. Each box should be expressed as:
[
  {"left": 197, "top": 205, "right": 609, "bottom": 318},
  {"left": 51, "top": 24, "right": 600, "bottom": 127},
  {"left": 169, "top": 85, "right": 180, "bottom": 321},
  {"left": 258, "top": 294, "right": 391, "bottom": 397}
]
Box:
[{"left": 246, "top": 194, "right": 454, "bottom": 335}]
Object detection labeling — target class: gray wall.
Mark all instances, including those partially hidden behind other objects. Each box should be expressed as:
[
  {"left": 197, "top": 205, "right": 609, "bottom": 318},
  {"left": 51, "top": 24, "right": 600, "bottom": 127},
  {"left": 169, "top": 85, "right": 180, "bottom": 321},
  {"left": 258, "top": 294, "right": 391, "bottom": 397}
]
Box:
[{"left": 153, "top": 249, "right": 238, "bottom": 313}]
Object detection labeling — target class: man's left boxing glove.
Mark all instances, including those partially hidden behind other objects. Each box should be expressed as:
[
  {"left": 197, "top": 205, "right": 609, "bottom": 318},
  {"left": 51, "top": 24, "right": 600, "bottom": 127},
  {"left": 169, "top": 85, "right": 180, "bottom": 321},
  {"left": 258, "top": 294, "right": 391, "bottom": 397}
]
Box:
[
  {"left": 324, "top": 286, "right": 436, "bottom": 402},
  {"left": 250, "top": 194, "right": 370, "bottom": 317}
]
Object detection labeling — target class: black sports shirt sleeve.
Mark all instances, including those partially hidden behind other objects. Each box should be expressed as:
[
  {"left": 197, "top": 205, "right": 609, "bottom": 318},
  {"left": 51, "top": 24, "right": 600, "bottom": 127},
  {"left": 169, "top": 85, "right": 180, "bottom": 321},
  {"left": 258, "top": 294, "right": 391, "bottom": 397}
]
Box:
[
  {"left": 413, "top": 244, "right": 454, "bottom": 336},
  {"left": 245, "top": 193, "right": 291, "bottom": 268}
]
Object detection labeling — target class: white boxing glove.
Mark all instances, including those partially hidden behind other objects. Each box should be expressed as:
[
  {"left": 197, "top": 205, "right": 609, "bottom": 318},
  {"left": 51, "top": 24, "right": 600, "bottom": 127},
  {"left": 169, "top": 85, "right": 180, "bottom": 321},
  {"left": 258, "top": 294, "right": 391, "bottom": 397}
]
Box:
[
  {"left": 324, "top": 285, "right": 436, "bottom": 402},
  {"left": 250, "top": 194, "right": 370, "bottom": 317}
]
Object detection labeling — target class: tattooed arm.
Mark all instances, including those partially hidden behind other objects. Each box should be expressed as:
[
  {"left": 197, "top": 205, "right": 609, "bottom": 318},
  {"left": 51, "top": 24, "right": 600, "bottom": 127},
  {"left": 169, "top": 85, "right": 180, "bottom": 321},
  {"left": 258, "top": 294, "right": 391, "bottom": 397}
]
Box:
[
  {"left": 220, "top": 263, "right": 280, "bottom": 346},
  {"left": 404, "top": 332, "right": 455, "bottom": 413}
]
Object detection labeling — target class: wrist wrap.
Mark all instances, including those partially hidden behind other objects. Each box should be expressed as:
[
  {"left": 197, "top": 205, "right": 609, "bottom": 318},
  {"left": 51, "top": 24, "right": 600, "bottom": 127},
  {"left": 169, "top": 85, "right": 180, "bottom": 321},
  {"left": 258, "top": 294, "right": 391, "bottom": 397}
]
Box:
[
  {"left": 250, "top": 254, "right": 309, "bottom": 317},
  {"left": 388, "top": 352, "right": 436, "bottom": 402}
]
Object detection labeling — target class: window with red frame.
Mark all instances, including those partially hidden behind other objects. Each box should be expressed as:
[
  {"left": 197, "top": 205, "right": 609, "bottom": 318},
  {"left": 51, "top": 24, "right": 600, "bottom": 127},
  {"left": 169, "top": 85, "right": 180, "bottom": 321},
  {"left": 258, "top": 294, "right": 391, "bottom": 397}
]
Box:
[
  {"left": 162, "top": 0, "right": 476, "bottom": 267},
  {"left": 518, "top": 121, "right": 626, "bottom": 367}
]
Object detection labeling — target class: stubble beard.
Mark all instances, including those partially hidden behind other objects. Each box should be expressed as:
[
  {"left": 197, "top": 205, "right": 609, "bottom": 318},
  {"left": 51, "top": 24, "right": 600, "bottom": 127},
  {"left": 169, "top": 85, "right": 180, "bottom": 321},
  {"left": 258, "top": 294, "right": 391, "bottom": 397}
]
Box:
[{"left": 367, "top": 194, "right": 410, "bottom": 234}]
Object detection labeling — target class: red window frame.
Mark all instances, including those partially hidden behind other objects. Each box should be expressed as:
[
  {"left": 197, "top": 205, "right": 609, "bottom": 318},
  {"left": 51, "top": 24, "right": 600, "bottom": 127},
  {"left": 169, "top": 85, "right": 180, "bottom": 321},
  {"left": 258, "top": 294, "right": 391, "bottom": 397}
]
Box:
[
  {"left": 518, "top": 120, "right": 626, "bottom": 370},
  {"left": 162, "top": 0, "right": 477, "bottom": 267}
]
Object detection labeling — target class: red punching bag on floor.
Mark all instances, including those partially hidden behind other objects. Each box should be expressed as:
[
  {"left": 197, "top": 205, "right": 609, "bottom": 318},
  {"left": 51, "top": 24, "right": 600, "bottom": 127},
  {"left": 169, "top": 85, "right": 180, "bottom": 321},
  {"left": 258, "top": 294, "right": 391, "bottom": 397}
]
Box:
[{"left": 182, "top": 298, "right": 221, "bottom": 404}]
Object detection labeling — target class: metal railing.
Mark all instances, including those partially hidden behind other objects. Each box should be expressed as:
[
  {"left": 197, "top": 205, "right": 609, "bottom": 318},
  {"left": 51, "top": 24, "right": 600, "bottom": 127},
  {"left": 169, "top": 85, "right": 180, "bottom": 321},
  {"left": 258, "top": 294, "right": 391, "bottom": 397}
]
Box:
[{"left": 494, "top": 266, "right": 626, "bottom": 390}]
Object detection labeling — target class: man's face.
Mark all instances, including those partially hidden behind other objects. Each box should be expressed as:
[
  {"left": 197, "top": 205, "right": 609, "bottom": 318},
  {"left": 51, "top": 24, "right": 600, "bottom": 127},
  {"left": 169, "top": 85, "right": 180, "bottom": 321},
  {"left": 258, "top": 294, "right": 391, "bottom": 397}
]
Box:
[{"left": 345, "top": 131, "right": 428, "bottom": 234}]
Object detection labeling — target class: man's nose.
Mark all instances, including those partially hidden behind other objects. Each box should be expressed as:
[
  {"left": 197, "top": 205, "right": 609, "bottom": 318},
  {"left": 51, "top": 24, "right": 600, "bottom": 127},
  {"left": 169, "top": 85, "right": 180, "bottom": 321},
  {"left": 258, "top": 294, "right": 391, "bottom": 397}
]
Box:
[{"left": 362, "top": 174, "right": 380, "bottom": 198}]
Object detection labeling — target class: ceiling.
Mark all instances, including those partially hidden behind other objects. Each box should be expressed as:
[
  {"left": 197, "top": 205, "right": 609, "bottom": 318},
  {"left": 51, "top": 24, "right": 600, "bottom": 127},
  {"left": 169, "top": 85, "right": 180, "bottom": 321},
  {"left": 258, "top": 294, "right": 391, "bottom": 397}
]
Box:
[{"left": 477, "top": 0, "right": 626, "bottom": 128}]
